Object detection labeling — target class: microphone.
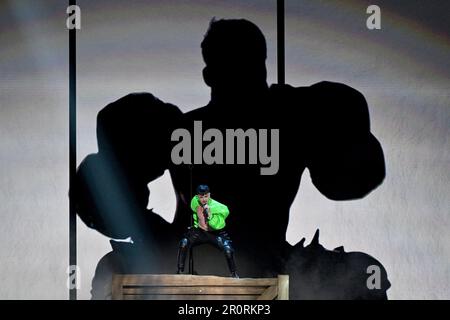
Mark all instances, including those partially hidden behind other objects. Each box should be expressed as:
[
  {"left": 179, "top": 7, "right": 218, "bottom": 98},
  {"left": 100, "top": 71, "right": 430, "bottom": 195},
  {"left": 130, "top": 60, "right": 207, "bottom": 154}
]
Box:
[{"left": 201, "top": 204, "right": 209, "bottom": 220}]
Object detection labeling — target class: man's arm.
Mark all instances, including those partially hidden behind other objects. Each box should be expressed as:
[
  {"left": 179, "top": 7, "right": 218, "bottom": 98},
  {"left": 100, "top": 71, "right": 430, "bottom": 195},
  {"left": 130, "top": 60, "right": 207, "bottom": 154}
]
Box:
[
  {"left": 207, "top": 203, "right": 229, "bottom": 230},
  {"left": 190, "top": 196, "right": 200, "bottom": 212},
  {"left": 191, "top": 196, "right": 210, "bottom": 230}
]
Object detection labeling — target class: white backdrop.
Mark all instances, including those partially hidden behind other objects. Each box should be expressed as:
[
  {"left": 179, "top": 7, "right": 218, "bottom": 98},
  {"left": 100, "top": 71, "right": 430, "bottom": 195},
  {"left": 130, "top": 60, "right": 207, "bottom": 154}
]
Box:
[{"left": 0, "top": 0, "right": 448, "bottom": 299}]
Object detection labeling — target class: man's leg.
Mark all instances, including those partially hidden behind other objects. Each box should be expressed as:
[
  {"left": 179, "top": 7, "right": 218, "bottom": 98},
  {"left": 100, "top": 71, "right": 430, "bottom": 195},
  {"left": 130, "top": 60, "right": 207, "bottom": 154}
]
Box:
[
  {"left": 177, "top": 228, "right": 201, "bottom": 274},
  {"left": 176, "top": 238, "right": 189, "bottom": 274},
  {"left": 215, "top": 231, "right": 239, "bottom": 278},
  {"left": 223, "top": 240, "right": 239, "bottom": 278}
]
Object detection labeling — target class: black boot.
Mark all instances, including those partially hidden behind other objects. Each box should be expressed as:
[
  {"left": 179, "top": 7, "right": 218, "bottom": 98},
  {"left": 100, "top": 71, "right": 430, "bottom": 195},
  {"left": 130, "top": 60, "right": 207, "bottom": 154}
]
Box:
[
  {"left": 177, "top": 238, "right": 189, "bottom": 274},
  {"left": 224, "top": 249, "right": 238, "bottom": 278}
]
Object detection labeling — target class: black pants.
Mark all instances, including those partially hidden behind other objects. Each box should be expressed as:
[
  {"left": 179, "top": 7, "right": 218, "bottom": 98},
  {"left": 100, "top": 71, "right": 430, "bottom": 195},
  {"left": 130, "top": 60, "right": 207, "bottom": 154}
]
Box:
[{"left": 177, "top": 227, "right": 237, "bottom": 275}]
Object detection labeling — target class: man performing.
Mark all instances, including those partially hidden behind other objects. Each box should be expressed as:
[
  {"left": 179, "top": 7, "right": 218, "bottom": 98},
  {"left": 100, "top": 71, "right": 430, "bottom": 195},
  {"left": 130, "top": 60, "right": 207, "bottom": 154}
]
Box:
[{"left": 177, "top": 184, "right": 238, "bottom": 278}]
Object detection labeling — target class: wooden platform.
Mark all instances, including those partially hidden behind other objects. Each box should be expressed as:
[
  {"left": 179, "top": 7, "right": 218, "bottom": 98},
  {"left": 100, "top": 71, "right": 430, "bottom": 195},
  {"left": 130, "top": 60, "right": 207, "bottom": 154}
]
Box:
[{"left": 112, "top": 274, "right": 289, "bottom": 300}]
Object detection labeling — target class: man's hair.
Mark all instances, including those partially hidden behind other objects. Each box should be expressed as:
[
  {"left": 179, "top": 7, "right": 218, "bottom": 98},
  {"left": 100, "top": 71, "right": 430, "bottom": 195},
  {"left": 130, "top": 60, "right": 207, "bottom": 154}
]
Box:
[
  {"left": 196, "top": 184, "right": 210, "bottom": 195},
  {"left": 201, "top": 18, "right": 267, "bottom": 67}
]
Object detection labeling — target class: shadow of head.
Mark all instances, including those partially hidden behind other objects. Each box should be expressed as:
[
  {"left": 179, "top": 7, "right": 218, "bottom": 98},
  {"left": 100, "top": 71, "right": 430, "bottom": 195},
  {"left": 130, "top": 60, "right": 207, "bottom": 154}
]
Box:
[{"left": 201, "top": 19, "right": 268, "bottom": 93}]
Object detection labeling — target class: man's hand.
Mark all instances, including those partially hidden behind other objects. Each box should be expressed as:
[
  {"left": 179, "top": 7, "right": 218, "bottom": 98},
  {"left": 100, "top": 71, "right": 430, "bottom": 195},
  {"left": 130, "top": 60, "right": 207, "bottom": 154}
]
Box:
[{"left": 202, "top": 204, "right": 209, "bottom": 216}]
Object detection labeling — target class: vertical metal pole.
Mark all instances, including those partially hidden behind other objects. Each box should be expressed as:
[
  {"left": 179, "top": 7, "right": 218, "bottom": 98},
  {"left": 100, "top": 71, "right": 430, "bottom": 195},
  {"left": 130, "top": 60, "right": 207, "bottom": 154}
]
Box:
[
  {"left": 277, "top": 0, "right": 285, "bottom": 85},
  {"left": 188, "top": 165, "right": 194, "bottom": 274},
  {"left": 69, "top": 0, "right": 77, "bottom": 300}
]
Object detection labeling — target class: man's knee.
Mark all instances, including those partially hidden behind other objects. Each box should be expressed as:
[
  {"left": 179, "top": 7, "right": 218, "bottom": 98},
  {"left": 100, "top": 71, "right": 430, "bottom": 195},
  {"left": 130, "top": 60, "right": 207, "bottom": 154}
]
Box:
[
  {"left": 179, "top": 237, "right": 189, "bottom": 248},
  {"left": 222, "top": 239, "right": 234, "bottom": 255}
]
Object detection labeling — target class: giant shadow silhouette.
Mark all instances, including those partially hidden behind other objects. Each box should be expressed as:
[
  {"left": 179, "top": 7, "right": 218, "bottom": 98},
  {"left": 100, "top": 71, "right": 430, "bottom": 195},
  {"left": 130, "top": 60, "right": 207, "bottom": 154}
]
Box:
[{"left": 74, "top": 19, "right": 389, "bottom": 299}]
